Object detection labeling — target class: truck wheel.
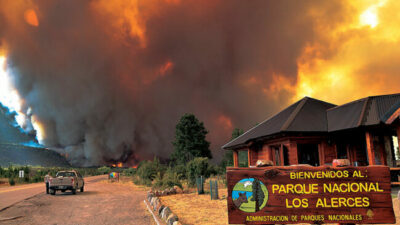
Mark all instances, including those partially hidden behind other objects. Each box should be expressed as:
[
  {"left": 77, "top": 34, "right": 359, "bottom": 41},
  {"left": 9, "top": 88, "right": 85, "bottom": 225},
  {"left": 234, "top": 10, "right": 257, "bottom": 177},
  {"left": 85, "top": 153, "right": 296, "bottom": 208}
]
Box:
[
  {"left": 72, "top": 188, "right": 76, "bottom": 195},
  {"left": 80, "top": 186, "right": 84, "bottom": 192},
  {"left": 50, "top": 189, "right": 56, "bottom": 195}
]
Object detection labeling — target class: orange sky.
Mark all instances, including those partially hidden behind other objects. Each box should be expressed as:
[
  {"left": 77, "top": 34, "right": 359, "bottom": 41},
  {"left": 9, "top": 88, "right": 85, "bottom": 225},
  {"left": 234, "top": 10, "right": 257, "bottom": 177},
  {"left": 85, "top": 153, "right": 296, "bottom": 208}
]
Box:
[{"left": 292, "top": 0, "right": 400, "bottom": 105}]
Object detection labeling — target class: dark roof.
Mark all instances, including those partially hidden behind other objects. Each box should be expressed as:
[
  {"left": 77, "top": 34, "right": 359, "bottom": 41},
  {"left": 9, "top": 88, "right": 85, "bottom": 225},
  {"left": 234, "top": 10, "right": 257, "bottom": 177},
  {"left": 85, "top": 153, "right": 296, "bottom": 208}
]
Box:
[
  {"left": 223, "top": 93, "right": 400, "bottom": 150},
  {"left": 222, "top": 97, "right": 336, "bottom": 150},
  {"left": 328, "top": 93, "right": 400, "bottom": 131}
]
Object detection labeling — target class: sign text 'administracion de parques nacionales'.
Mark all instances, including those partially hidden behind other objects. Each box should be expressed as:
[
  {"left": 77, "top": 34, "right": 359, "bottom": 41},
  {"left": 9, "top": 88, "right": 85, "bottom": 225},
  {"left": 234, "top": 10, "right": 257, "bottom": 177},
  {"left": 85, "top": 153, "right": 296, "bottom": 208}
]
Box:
[{"left": 227, "top": 165, "right": 395, "bottom": 224}]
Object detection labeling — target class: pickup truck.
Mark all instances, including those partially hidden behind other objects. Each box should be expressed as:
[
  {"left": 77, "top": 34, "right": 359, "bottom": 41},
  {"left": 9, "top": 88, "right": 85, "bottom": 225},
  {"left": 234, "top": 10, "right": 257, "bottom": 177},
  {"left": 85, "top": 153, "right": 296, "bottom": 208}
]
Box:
[{"left": 48, "top": 170, "right": 84, "bottom": 195}]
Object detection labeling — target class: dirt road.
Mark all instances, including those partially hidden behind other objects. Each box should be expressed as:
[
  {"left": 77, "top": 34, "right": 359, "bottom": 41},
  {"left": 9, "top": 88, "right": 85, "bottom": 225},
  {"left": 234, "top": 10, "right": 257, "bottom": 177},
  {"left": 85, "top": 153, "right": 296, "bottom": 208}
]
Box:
[{"left": 0, "top": 176, "right": 156, "bottom": 225}]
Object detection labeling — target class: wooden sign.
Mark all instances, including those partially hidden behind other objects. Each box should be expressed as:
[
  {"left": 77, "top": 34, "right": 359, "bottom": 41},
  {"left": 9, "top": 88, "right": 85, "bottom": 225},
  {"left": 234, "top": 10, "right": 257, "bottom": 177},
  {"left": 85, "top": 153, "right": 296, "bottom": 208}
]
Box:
[{"left": 227, "top": 165, "right": 395, "bottom": 224}]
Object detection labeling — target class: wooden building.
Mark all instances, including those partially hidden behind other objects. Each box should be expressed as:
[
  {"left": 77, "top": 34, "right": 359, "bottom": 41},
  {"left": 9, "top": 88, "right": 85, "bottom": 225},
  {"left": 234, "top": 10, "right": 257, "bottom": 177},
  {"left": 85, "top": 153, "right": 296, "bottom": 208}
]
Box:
[{"left": 222, "top": 94, "right": 400, "bottom": 168}]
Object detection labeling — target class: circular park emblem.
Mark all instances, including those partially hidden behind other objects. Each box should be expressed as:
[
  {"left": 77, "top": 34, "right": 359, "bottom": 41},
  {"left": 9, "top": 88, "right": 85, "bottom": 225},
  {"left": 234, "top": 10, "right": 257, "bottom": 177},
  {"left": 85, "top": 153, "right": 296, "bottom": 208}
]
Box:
[{"left": 232, "top": 178, "right": 268, "bottom": 212}]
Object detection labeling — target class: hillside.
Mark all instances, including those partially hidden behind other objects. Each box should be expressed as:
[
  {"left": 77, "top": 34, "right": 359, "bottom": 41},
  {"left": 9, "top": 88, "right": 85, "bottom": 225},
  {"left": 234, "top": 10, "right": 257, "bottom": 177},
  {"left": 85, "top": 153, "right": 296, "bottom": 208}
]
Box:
[
  {"left": 0, "top": 105, "right": 70, "bottom": 167},
  {"left": 0, "top": 143, "right": 70, "bottom": 167}
]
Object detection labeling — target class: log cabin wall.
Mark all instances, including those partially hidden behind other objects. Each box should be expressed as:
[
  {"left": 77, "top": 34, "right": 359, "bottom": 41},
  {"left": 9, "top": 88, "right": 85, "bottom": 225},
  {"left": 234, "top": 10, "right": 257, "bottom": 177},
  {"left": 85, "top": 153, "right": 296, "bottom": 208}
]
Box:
[
  {"left": 288, "top": 141, "right": 298, "bottom": 165},
  {"left": 257, "top": 144, "right": 270, "bottom": 162}
]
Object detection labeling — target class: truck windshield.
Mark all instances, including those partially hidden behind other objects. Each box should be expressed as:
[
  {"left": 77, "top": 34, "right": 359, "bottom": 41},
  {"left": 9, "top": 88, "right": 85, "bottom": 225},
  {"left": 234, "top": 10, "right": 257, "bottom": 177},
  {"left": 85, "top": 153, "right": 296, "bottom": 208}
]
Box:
[{"left": 56, "top": 172, "right": 76, "bottom": 177}]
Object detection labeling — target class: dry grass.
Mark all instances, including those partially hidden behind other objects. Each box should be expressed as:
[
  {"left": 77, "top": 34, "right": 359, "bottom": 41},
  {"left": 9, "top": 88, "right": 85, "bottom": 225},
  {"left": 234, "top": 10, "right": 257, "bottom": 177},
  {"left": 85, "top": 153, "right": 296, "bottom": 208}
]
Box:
[
  {"left": 100, "top": 176, "right": 151, "bottom": 191},
  {"left": 160, "top": 188, "right": 229, "bottom": 225}
]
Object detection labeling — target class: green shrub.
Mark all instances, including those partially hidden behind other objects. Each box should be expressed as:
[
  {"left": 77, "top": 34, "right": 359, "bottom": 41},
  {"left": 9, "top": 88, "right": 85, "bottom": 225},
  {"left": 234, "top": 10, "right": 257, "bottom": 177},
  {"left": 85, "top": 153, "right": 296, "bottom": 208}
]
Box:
[
  {"left": 132, "top": 175, "right": 152, "bottom": 186},
  {"left": 9, "top": 177, "right": 15, "bottom": 186},
  {"left": 153, "top": 168, "right": 183, "bottom": 190},
  {"left": 98, "top": 166, "right": 111, "bottom": 175},
  {"left": 23, "top": 166, "right": 30, "bottom": 175},
  {"left": 162, "top": 169, "right": 182, "bottom": 189},
  {"left": 136, "top": 158, "right": 165, "bottom": 183},
  {"left": 122, "top": 168, "right": 136, "bottom": 176},
  {"left": 172, "top": 164, "right": 187, "bottom": 179},
  {"left": 32, "top": 175, "right": 42, "bottom": 183},
  {"left": 186, "top": 157, "right": 210, "bottom": 186}
]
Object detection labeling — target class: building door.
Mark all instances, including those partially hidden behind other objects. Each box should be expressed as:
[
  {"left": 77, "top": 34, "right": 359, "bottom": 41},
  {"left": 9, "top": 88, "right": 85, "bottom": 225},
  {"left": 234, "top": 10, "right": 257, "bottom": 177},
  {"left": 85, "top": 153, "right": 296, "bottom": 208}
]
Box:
[{"left": 297, "top": 144, "right": 320, "bottom": 166}]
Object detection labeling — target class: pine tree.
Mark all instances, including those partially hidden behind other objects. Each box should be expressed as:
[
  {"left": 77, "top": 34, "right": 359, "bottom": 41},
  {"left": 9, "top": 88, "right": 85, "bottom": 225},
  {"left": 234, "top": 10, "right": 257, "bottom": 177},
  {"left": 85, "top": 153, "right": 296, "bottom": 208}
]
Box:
[
  {"left": 251, "top": 179, "right": 264, "bottom": 212},
  {"left": 171, "top": 113, "right": 212, "bottom": 165}
]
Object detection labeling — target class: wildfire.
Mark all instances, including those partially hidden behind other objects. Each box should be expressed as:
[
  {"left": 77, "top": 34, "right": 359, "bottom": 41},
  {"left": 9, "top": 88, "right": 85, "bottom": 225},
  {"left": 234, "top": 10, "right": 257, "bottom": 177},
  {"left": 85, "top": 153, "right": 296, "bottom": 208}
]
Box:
[
  {"left": 112, "top": 162, "right": 123, "bottom": 168},
  {"left": 360, "top": 7, "right": 378, "bottom": 28},
  {"left": 159, "top": 60, "right": 174, "bottom": 77},
  {"left": 24, "top": 9, "right": 39, "bottom": 27},
  {"left": 142, "top": 60, "right": 174, "bottom": 85},
  {"left": 92, "top": 0, "right": 147, "bottom": 48},
  {"left": 31, "top": 115, "right": 45, "bottom": 144},
  {"left": 0, "top": 55, "right": 26, "bottom": 127},
  {"left": 359, "top": 0, "right": 387, "bottom": 28},
  {"left": 293, "top": 0, "right": 400, "bottom": 105},
  {"left": 0, "top": 53, "right": 44, "bottom": 144}
]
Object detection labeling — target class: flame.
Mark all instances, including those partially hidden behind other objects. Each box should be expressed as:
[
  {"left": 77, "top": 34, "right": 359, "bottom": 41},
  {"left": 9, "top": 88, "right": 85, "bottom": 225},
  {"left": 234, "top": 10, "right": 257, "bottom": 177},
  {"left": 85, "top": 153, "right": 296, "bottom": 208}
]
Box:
[
  {"left": 31, "top": 115, "right": 45, "bottom": 144},
  {"left": 0, "top": 54, "right": 27, "bottom": 127},
  {"left": 359, "top": 0, "right": 387, "bottom": 28},
  {"left": 294, "top": 0, "right": 400, "bottom": 105},
  {"left": 360, "top": 7, "right": 378, "bottom": 28},
  {"left": 159, "top": 60, "right": 174, "bottom": 77},
  {"left": 91, "top": 0, "right": 184, "bottom": 48},
  {"left": 0, "top": 53, "right": 45, "bottom": 143},
  {"left": 92, "top": 0, "right": 147, "bottom": 48},
  {"left": 24, "top": 9, "right": 39, "bottom": 27},
  {"left": 111, "top": 162, "right": 123, "bottom": 168},
  {"left": 142, "top": 60, "right": 174, "bottom": 85}
]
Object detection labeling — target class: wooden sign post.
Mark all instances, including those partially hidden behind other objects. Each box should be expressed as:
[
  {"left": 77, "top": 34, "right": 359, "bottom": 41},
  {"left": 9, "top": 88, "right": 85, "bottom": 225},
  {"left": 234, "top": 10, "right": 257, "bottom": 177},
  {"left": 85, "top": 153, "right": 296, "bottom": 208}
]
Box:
[{"left": 227, "top": 165, "right": 395, "bottom": 224}]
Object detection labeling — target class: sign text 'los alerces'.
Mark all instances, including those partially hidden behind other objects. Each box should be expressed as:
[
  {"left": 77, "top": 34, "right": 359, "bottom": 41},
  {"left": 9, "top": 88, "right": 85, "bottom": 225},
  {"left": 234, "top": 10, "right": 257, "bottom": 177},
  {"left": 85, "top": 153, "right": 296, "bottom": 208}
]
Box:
[{"left": 227, "top": 166, "right": 395, "bottom": 224}]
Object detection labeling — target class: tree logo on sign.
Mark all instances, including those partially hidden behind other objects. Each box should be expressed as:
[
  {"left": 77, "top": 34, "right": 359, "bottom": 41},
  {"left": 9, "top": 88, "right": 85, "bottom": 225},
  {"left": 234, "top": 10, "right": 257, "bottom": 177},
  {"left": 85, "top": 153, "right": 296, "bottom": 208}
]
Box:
[{"left": 232, "top": 178, "right": 268, "bottom": 212}]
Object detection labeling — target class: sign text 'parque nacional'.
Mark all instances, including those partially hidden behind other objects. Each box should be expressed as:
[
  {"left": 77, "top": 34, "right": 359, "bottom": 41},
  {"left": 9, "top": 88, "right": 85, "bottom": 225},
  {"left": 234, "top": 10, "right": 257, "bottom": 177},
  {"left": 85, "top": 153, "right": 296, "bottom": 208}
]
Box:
[{"left": 227, "top": 165, "right": 395, "bottom": 224}]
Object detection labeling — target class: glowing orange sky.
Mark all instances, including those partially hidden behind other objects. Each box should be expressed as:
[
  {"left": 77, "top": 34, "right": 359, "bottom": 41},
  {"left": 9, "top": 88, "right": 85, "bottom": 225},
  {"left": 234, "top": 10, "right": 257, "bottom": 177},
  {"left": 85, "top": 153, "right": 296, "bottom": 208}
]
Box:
[{"left": 293, "top": 0, "right": 400, "bottom": 105}]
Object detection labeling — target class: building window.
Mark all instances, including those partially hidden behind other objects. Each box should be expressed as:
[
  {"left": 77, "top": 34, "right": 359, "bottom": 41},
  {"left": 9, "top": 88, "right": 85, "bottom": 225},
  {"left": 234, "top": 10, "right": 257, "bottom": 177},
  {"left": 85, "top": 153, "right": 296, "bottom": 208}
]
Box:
[
  {"left": 336, "top": 143, "right": 348, "bottom": 159},
  {"left": 393, "top": 136, "right": 400, "bottom": 161},
  {"left": 272, "top": 146, "right": 280, "bottom": 166},
  {"left": 238, "top": 150, "right": 248, "bottom": 167},
  {"left": 298, "top": 144, "right": 320, "bottom": 166},
  {"left": 283, "top": 145, "right": 290, "bottom": 166}
]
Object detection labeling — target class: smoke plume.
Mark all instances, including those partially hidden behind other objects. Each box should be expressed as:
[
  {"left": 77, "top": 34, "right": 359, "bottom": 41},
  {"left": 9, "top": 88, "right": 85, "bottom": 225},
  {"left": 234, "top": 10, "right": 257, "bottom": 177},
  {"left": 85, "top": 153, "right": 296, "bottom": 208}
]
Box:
[{"left": 0, "top": 0, "right": 399, "bottom": 166}]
